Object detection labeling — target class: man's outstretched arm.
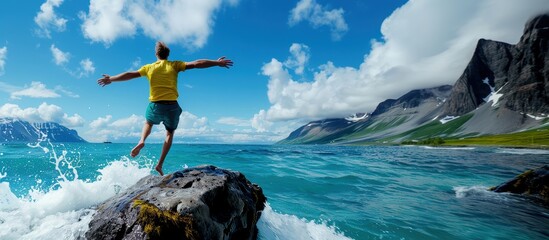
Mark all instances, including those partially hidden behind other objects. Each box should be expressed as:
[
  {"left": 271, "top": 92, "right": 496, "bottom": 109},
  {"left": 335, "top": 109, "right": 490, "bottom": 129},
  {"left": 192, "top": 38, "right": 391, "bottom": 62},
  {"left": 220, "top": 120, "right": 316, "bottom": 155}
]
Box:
[
  {"left": 97, "top": 71, "right": 141, "bottom": 87},
  {"left": 186, "top": 57, "right": 233, "bottom": 70}
]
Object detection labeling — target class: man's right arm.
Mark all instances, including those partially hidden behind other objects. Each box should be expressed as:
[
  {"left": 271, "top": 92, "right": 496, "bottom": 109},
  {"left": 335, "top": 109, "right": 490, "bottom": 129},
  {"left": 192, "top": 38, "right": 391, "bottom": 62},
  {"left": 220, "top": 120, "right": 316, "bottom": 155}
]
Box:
[{"left": 98, "top": 71, "right": 141, "bottom": 87}]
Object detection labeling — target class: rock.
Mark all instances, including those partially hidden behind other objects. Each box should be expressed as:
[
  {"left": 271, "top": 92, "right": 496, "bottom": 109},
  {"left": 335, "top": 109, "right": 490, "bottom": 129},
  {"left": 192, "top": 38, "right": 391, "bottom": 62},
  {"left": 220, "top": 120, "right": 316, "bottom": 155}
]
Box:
[
  {"left": 443, "top": 39, "right": 515, "bottom": 116},
  {"left": 444, "top": 13, "right": 549, "bottom": 117},
  {"left": 85, "top": 165, "right": 266, "bottom": 240},
  {"left": 490, "top": 165, "right": 549, "bottom": 204}
]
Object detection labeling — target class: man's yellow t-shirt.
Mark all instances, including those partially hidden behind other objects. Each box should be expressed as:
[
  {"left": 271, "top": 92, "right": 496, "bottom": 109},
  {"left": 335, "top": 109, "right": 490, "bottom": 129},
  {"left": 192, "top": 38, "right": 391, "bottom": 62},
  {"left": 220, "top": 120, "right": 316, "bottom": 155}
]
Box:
[{"left": 138, "top": 60, "right": 186, "bottom": 102}]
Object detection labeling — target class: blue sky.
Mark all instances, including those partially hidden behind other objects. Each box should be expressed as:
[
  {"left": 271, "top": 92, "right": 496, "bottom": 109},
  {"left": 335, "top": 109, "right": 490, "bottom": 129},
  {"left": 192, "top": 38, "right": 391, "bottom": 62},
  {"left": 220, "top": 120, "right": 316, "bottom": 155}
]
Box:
[{"left": 0, "top": 0, "right": 547, "bottom": 143}]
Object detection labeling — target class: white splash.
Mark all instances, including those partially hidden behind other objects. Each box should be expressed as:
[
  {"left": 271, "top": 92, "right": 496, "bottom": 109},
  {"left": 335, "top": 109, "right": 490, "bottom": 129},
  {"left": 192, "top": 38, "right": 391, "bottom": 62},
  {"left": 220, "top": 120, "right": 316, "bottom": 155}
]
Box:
[
  {"left": 0, "top": 136, "right": 151, "bottom": 240},
  {"left": 257, "top": 203, "right": 352, "bottom": 240},
  {"left": 453, "top": 186, "right": 494, "bottom": 198},
  {"left": 0, "top": 168, "right": 6, "bottom": 179}
]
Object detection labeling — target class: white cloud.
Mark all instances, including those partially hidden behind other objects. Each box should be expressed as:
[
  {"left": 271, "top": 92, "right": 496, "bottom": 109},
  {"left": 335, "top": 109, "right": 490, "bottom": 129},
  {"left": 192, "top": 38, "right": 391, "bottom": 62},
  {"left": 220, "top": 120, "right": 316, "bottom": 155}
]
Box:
[
  {"left": 49, "top": 45, "right": 95, "bottom": 78},
  {"left": 289, "top": 0, "right": 348, "bottom": 41},
  {"left": 34, "top": 0, "right": 67, "bottom": 38},
  {"left": 54, "top": 86, "right": 80, "bottom": 98},
  {"left": 251, "top": 110, "right": 273, "bottom": 133},
  {"left": 79, "top": 0, "right": 136, "bottom": 46},
  {"left": 86, "top": 114, "right": 145, "bottom": 142},
  {"left": 79, "top": 58, "right": 95, "bottom": 77},
  {"left": 0, "top": 46, "right": 6, "bottom": 75},
  {"left": 111, "top": 114, "right": 143, "bottom": 131},
  {"left": 89, "top": 115, "right": 111, "bottom": 129},
  {"left": 11, "top": 81, "right": 61, "bottom": 99},
  {"left": 264, "top": 0, "right": 549, "bottom": 121},
  {"left": 50, "top": 44, "right": 69, "bottom": 65},
  {"left": 80, "top": 0, "right": 238, "bottom": 48},
  {"left": 0, "top": 102, "right": 84, "bottom": 127},
  {"left": 284, "top": 43, "right": 310, "bottom": 75},
  {"left": 179, "top": 111, "right": 209, "bottom": 130},
  {"left": 217, "top": 117, "right": 250, "bottom": 127},
  {"left": 217, "top": 112, "right": 274, "bottom": 133},
  {"left": 7, "top": 82, "right": 78, "bottom": 100},
  {"left": 86, "top": 111, "right": 215, "bottom": 142},
  {"left": 63, "top": 113, "right": 85, "bottom": 127},
  {"left": 129, "top": 57, "right": 141, "bottom": 71},
  {"left": 0, "top": 82, "right": 18, "bottom": 93}
]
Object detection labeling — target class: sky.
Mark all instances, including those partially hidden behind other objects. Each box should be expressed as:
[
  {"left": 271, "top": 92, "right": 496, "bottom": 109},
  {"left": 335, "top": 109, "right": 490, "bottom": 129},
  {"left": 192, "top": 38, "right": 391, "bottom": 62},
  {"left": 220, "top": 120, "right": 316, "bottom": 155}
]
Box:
[{"left": 0, "top": 0, "right": 548, "bottom": 144}]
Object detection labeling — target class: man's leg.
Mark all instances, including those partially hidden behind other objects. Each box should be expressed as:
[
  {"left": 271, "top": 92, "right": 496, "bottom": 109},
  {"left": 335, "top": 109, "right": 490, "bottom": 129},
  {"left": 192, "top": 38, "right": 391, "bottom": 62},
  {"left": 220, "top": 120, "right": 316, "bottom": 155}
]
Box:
[
  {"left": 131, "top": 122, "right": 153, "bottom": 157},
  {"left": 155, "top": 130, "right": 174, "bottom": 176}
]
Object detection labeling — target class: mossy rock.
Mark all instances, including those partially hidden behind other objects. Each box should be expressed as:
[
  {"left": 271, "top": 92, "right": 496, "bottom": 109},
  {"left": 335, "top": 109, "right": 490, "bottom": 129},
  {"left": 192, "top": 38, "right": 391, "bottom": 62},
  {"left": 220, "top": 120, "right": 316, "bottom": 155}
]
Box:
[
  {"left": 132, "top": 199, "right": 199, "bottom": 239},
  {"left": 491, "top": 165, "right": 549, "bottom": 204},
  {"left": 86, "top": 165, "right": 266, "bottom": 240}
]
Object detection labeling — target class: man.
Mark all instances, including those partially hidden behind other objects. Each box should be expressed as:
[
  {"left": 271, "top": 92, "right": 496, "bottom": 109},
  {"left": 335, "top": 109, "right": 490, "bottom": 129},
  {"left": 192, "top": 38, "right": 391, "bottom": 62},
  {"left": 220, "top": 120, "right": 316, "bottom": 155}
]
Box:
[{"left": 97, "top": 41, "right": 233, "bottom": 175}]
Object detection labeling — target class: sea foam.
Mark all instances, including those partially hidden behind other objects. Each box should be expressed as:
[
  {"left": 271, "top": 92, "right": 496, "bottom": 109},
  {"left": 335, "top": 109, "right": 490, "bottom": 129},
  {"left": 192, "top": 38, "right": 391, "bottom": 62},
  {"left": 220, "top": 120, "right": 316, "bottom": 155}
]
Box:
[
  {"left": 0, "top": 158, "right": 150, "bottom": 240},
  {"left": 257, "top": 203, "right": 352, "bottom": 240}
]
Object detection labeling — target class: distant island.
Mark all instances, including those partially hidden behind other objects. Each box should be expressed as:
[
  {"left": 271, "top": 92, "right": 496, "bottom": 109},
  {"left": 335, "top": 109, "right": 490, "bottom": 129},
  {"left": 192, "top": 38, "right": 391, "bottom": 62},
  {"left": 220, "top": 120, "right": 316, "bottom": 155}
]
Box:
[
  {"left": 279, "top": 13, "right": 549, "bottom": 149},
  {"left": 0, "top": 118, "right": 86, "bottom": 143}
]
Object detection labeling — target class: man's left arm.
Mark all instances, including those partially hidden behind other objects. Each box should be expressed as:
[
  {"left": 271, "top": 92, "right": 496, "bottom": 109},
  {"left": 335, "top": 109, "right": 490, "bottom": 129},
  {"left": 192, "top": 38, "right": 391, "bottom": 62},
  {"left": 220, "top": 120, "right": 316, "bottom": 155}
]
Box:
[{"left": 186, "top": 57, "right": 233, "bottom": 70}]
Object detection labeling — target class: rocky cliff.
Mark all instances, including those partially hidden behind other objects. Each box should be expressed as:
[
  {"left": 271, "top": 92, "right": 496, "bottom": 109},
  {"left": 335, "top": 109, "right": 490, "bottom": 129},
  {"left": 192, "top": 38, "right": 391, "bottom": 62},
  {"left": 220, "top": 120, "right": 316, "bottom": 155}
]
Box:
[
  {"left": 444, "top": 13, "right": 549, "bottom": 116},
  {"left": 86, "top": 165, "right": 266, "bottom": 240}
]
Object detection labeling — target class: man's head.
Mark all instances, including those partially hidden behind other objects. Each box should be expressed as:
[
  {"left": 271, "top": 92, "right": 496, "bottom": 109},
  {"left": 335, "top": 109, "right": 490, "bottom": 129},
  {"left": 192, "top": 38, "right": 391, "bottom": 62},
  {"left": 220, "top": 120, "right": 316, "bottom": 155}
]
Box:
[{"left": 155, "top": 41, "right": 170, "bottom": 60}]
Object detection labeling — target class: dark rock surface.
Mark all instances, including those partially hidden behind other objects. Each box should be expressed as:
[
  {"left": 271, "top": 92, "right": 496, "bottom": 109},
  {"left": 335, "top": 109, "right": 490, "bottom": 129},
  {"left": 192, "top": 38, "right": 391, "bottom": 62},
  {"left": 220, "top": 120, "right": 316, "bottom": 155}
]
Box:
[
  {"left": 444, "top": 13, "right": 549, "bottom": 116},
  {"left": 85, "top": 165, "right": 266, "bottom": 240},
  {"left": 491, "top": 165, "right": 549, "bottom": 204}
]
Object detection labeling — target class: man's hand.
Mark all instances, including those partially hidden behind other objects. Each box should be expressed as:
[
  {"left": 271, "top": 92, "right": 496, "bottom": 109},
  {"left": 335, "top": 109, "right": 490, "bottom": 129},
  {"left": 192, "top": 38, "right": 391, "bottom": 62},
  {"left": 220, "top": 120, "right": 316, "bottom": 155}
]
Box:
[
  {"left": 97, "top": 74, "right": 112, "bottom": 87},
  {"left": 217, "top": 57, "right": 233, "bottom": 68}
]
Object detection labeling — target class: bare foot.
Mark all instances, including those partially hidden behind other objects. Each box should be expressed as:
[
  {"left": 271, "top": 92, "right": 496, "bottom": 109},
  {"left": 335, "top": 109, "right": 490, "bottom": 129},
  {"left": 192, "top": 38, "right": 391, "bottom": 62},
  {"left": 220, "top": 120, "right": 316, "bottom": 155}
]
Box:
[
  {"left": 155, "top": 165, "right": 164, "bottom": 176},
  {"left": 131, "top": 142, "right": 145, "bottom": 157}
]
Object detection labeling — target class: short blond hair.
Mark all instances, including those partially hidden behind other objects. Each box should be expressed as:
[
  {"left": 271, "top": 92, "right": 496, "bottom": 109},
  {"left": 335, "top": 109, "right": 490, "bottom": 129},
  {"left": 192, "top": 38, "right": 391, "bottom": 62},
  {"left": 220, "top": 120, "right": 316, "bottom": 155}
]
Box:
[{"left": 155, "top": 41, "right": 170, "bottom": 59}]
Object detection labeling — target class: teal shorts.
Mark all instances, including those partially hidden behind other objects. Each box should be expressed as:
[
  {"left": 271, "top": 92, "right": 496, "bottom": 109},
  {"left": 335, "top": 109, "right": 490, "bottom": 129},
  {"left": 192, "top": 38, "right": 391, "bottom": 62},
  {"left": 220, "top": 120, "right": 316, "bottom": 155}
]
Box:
[{"left": 145, "top": 102, "right": 183, "bottom": 133}]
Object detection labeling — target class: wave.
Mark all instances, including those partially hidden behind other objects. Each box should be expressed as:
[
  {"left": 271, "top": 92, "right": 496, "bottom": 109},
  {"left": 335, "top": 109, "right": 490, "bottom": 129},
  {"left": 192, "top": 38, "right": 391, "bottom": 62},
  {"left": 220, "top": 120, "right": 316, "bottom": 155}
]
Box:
[
  {"left": 495, "top": 148, "right": 549, "bottom": 155},
  {"left": 257, "top": 203, "right": 352, "bottom": 240},
  {"left": 421, "top": 146, "right": 476, "bottom": 150},
  {"left": 453, "top": 186, "right": 513, "bottom": 202},
  {"left": 0, "top": 158, "right": 150, "bottom": 240}
]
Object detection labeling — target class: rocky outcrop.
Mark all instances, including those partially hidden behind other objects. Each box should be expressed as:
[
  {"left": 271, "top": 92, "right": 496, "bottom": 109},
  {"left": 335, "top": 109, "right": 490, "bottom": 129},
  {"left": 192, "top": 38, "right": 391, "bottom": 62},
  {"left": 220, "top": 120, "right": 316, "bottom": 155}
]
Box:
[
  {"left": 443, "top": 39, "right": 515, "bottom": 116},
  {"left": 504, "top": 14, "right": 549, "bottom": 114},
  {"left": 444, "top": 13, "right": 549, "bottom": 116},
  {"left": 86, "top": 165, "right": 266, "bottom": 240},
  {"left": 490, "top": 165, "right": 549, "bottom": 205}
]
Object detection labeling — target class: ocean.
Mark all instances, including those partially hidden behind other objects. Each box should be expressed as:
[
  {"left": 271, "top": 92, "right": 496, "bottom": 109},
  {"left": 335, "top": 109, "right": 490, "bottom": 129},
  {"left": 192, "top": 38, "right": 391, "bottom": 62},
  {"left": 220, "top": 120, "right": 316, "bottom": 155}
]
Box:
[{"left": 0, "top": 141, "right": 548, "bottom": 240}]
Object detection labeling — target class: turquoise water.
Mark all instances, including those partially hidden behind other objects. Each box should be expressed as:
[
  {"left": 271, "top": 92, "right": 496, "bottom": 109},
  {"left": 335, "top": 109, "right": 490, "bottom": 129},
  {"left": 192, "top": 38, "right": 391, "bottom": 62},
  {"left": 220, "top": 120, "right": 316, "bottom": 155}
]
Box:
[{"left": 0, "top": 142, "right": 548, "bottom": 239}]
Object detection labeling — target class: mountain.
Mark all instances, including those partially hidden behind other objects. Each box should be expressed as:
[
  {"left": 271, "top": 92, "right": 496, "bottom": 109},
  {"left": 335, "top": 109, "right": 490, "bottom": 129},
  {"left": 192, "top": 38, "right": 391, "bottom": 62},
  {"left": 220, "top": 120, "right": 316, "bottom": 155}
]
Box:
[
  {"left": 278, "top": 85, "right": 452, "bottom": 144},
  {"left": 0, "top": 118, "right": 86, "bottom": 143},
  {"left": 279, "top": 13, "right": 549, "bottom": 145}
]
